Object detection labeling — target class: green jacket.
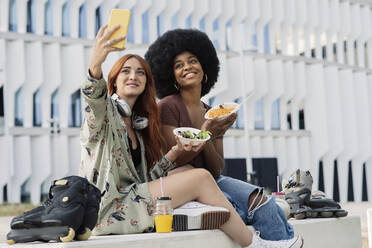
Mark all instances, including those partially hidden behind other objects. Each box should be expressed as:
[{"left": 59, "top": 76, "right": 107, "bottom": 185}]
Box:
[{"left": 79, "top": 76, "right": 175, "bottom": 235}]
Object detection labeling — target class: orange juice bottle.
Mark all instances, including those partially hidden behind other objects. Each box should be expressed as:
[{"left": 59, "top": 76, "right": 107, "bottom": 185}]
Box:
[{"left": 154, "top": 197, "right": 173, "bottom": 233}]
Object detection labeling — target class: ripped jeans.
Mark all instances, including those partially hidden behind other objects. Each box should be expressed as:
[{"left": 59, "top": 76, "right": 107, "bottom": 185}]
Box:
[{"left": 216, "top": 175, "right": 294, "bottom": 241}]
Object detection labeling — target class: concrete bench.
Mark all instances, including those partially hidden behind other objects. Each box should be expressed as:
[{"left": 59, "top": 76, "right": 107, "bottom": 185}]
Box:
[{"left": 4, "top": 216, "right": 362, "bottom": 248}]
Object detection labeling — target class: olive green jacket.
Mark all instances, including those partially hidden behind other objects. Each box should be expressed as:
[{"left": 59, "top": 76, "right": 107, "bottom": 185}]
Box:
[{"left": 79, "top": 76, "right": 175, "bottom": 235}]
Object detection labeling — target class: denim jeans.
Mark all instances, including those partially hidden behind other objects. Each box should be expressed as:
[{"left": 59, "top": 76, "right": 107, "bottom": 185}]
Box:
[{"left": 216, "top": 175, "right": 294, "bottom": 241}]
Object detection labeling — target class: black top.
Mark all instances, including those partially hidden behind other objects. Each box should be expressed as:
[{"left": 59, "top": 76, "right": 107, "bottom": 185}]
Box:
[{"left": 128, "top": 136, "right": 141, "bottom": 168}]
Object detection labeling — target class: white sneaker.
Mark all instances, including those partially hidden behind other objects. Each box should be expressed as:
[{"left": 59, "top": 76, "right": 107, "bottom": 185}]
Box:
[
  {"left": 173, "top": 201, "right": 230, "bottom": 231},
  {"left": 248, "top": 231, "right": 303, "bottom": 248}
]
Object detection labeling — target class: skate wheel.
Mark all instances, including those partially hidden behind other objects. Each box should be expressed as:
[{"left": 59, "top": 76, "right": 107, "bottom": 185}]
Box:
[
  {"left": 6, "top": 239, "right": 15, "bottom": 245},
  {"left": 59, "top": 227, "right": 75, "bottom": 242},
  {"left": 294, "top": 213, "right": 305, "bottom": 219},
  {"left": 336, "top": 211, "right": 348, "bottom": 217},
  {"left": 309, "top": 212, "right": 318, "bottom": 218},
  {"left": 320, "top": 212, "right": 333, "bottom": 218},
  {"left": 76, "top": 227, "right": 91, "bottom": 241}
]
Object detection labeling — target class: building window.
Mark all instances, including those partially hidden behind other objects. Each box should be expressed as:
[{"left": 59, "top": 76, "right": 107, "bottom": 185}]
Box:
[
  {"left": 79, "top": 3, "right": 87, "bottom": 38},
  {"left": 212, "top": 18, "right": 219, "bottom": 49},
  {"left": 26, "top": 0, "right": 35, "bottom": 33},
  {"left": 171, "top": 12, "right": 178, "bottom": 29},
  {"left": 62, "top": 1, "right": 70, "bottom": 37},
  {"left": 44, "top": 0, "right": 53, "bottom": 35},
  {"left": 199, "top": 17, "right": 205, "bottom": 32},
  {"left": 20, "top": 178, "right": 31, "bottom": 203},
  {"left": 9, "top": 0, "right": 17, "bottom": 31},
  {"left": 142, "top": 10, "right": 149, "bottom": 44},
  {"left": 33, "top": 88, "right": 42, "bottom": 127},
  {"left": 271, "top": 99, "right": 280, "bottom": 130},
  {"left": 14, "top": 86, "right": 23, "bottom": 126},
  {"left": 95, "top": 5, "right": 102, "bottom": 35},
  {"left": 234, "top": 97, "right": 244, "bottom": 129},
  {"left": 299, "top": 109, "right": 305, "bottom": 130},
  {"left": 186, "top": 15, "right": 192, "bottom": 29},
  {"left": 0, "top": 86, "right": 4, "bottom": 117},
  {"left": 254, "top": 98, "right": 264, "bottom": 129},
  {"left": 51, "top": 88, "right": 59, "bottom": 126},
  {"left": 68, "top": 89, "right": 81, "bottom": 127},
  {"left": 157, "top": 14, "right": 163, "bottom": 37},
  {"left": 226, "top": 20, "right": 232, "bottom": 51},
  {"left": 264, "top": 24, "right": 270, "bottom": 54},
  {"left": 126, "top": 8, "right": 134, "bottom": 43}
]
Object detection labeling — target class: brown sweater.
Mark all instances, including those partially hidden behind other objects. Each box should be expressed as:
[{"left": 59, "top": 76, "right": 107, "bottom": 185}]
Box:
[{"left": 158, "top": 94, "right": 213, "bottom": 169}]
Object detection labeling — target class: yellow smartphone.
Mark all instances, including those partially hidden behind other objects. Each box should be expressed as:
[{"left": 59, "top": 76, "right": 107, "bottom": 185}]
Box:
[{"left": 107, "top": 9, "right": 131, "bottom": 49}]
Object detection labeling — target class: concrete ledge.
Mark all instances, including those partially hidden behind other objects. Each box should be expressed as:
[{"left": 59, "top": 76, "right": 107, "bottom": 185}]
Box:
[
  {"left": 4, "top": 216, "right": 362, "bottom": 248},
  {"left": 290, "top": 216, "right": 362, "bottom": 248}
]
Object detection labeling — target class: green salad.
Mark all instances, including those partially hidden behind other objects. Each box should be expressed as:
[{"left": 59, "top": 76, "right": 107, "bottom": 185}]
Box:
[{"left": 177, "top": 130, "right": 212, "bottom": 140}]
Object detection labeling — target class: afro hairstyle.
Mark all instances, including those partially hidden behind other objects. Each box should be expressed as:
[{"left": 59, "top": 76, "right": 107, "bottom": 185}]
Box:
[{"left": 145, "top": 29, "right": 220, "bottom": 99}]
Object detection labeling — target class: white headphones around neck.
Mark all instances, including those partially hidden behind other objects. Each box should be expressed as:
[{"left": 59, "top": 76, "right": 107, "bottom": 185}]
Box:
[
  {"left": 111, "top": 93, "right": 132, "bottom": 117},
  {"left": 111, "top": 93, "right": 148, "bottom": 130}
]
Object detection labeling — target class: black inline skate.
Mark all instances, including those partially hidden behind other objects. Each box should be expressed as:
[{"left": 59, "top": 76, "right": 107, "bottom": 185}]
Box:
[
  {"left": 283, "top": 170, "right": 347, "bottom": 219},
  {"left": 6, "top": 176, "right": 100, "bottom": 244},
  {"left": 75, "top": 183, "right": 101, "bottom": 240}
]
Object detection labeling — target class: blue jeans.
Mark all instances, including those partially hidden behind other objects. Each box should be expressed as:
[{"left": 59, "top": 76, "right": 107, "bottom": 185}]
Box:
[{"left": 216, "top": 175, "right": 294, "bottom": 241}]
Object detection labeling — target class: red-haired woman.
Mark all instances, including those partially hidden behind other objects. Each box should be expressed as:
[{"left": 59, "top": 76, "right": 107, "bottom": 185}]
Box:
[{"left": 79, "top": 25, "right": 302, "bottom": 248}]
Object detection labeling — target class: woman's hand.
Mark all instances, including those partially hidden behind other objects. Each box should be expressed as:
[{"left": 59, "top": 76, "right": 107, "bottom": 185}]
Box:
[
  {"left": 89, "top": 25, "right": 127, "bottom": 79},
  {"left": 201, "top": 113, "right": 237, "bottom": 138},
  {"left": 166, "top": 136, "right": 206, "bottom": 162}
]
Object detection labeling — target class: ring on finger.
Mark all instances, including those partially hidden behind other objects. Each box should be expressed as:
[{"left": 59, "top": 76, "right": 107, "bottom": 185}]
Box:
[{"left": 106, "top": 40, "right": 111, "bottom": 46}]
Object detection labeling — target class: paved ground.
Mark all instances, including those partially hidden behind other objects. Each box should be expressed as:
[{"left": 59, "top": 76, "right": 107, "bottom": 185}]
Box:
[{"left": 0, "top": 202, "right": 370, "bottom": 246}]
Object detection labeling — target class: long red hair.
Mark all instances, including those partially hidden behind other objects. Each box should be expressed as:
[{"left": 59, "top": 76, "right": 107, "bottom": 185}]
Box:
[{"left": 107, "top": 54, "right": 166, "bottom": 170}]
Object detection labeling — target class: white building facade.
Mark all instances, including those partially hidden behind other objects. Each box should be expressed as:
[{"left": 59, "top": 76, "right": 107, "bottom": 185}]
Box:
[{"left": 0, "top": 0, "right": 371, "bottom": 204}]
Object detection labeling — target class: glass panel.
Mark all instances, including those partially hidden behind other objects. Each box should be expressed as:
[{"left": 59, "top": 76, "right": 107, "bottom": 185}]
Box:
[
  {"left": 62, "top": 1, "right": 70, "bottom": 37},
  {"left": 212, "top": 18, "right": 219, "bottom": 49},
  {"left": 199, "top": 17, "right": 205, "bottom": 32},
  {"left": 127, "top": 8, "right": 134, "bottom": 43},
  {"left": 234, "top": 97, "right": 244, "bottom": 129},
  {"left": 9, "top": 0, "right": 17, "bottom": 31},
  {"left": 0, "top": 86, "right": 4, "bottom": 117},
  {"left": 27, "top": 0, "right": 35, "bottom": 33},
  {"left": 68, "top": 89, "right": 81, "bottom": 127},
  {"left": 0, "top": 86, "right": 4, "bottom": 134},
  {"left": 15, "top": 86, "right": 24, "bottom": 126},
  {"left": 251, "top": 23, "right": 258, "bottom": 52},
  {"left": 271, "top": 99, "right": 280, "bottom": 130},
  {"left": 226, "top": 20, "right": 232, "bottom": 51},
  {"left": 79, "top": 3, "right": 87, "bottom": 38},
  {"left": 51, "top": 88, "right": 59, "bottom": 122},
  {"left": 171, "top": 12, "right": 178, "bottom": 29},
  {"left": 186, "top": 15, "right": 192, "bottom": 28},
  {"left": 142, "top": 10, "right": 149, "bottom": 44},
  {"left": 20, "top": 178, "right": 31, "bottom": 203},
  {"left": 33, "top": 88, "right": 42, "bottom": 126},
  {"left": 208, "top": 96, "right": 216, "bottom": 108},
  {"left": 44, "top": 0, "right": 53, "bottom": 35},
  {"left": 95, "top": 5, "right": 102, "bottom": 35},
  {"left": 254, "top": 98, "right": 264, "bottom": 129},
  {"left": 157, "top": 13, "right": 163, "bottom": 37},
  {"left": 264, "top": 24, "right": 270, "bottom": 54}
]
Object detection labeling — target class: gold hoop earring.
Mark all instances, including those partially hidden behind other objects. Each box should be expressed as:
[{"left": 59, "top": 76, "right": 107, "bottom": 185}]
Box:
[
  {"left": 204, "top": 74, "right": 208, "bottom": 83},
  {"left": 174, "top": 81, "right": 180, "bottom": 91}
]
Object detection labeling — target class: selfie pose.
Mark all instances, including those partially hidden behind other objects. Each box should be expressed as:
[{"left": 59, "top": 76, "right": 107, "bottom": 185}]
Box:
[{"left": 145, "top": 28, "right": 302, "bottom": 246}]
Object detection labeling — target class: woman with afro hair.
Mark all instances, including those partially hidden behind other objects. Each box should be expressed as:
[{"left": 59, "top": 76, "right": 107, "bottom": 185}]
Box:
[{"left": 145, "top": 29, "right": 302, "bottom": 246}]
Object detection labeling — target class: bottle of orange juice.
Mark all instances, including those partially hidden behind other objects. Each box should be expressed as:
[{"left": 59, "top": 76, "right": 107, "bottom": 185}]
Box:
[{"left": 154, "top": 197, "right": 173, "bottom": 233}]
